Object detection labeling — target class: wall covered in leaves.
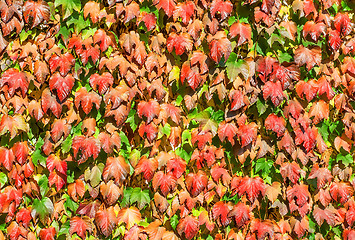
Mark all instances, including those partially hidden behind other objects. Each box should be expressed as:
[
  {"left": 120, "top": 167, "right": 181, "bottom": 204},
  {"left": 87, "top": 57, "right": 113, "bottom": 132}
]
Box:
[{"left": 0, "top": 0, "right": 355, "bottom": 239}]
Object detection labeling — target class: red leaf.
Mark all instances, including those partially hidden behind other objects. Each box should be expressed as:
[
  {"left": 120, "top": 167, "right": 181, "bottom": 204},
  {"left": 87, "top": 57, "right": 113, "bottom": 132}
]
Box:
[
  {"left": 152, "top": 171, "right": 177, "bottom": 196},
  {"left": 265, "top": 114, "right": 286, "bottom": 137},
  {"left": 173, "top": 1, "right": 195, "bottom": 25},
  {"left": 12, "top": 141, "right": 28, "bottom": 165},
  {"left": 167, "top": 157, "right": 186, "bottom": 179},
  {"left": 208, "top": 31, "right": 231, "bottom": 63},
  {"left": 102, "top": 156, "right": 130, "bottom": 185},
  {"left": 313, "top": 205, "right": 339, "bottom": 226},
  {"left": 0, "top": 147, "right": 14, "bottom": 171},
  {"left": 74, "top": 87, "right": 102, "bottom": 114},
  {"left": 229, "top": 202, "right": 251, "bottom": 227},
  {"left": 46, "top": 154, "right": 67, "bottom": 175},
  {"left": 83, "top": 1, "right": 100, "bottom": 23},
  {"left": 16, "top": 208, "right": 31, "bottom": 228},
  {"left": 138, "top": 122, "right": 158, "bottom": 142},
  {"left": 328, "top": 29, "right": 342, "bottom": 51},
  {"left": 238, "top": 122, "right": 257, "bottom": 147},
  {"left": 250, "top": 219, "right": 275, "bottom": 240},
  {"left": 229, "top": 22, "right": 252, "bottom": 46},
  {"left": 280, "top": 161, "right": 305, "bottom": 184},
  {"left": 89, "top": 72, "right": 114, "bottom": 95},
  {"left": 50, "top": 119, "right": 71, "bottom": 143},
  {"left": 210, "top": 0, "right": 233, "bottom": 21},
  {"left": 295, "top": 80, "right": 318, "bottom": 102},
  {"left": 39, "top": 227, "right": 56, "bottom": 240},
  {"left": 0, "top": 114, "right": 29, "bottom": 140},
  {"left": 117, "top": 207, "right": 142, "bottom": 229},
  {"left": 185, "top": 170, "right": 208, "bottom": 197},
  {"left": 167, "top": 32, "right": 193, "bottom": 55},
  {"left": 180, "top": 62, "right": 202, "bottom": 90},
  {"left": 93, "top": 29, "right": 115, "bottom": 52},
  {"left": 309, "top": 100, "right": 329, "bottom": 124},
  {"left": 177, "top": 215, "right": 199, "bottom": 240},
  {"left": 98, "top": 132, "right": 121, "bottom": 154},
  {"left": 49, "top": 53, "right": 75, "bottom": 76},
  {"left": 42, "top": 88, "right": 62, "bottom": 118},
  {"left": 72, "top": 136, "right": 101, "bottom": 164},
  {"left": 263, "top": 81, "right": 285, "bottom": 106},
  {"left": 334, "top": 12, "right": 352, "bottom": 35},
  {"left": 140, "top": 12, "right": 157, "bottom": 31},
  {"left": 95, "top": 206, "right": 117, "bottom": 237},
  {"left": 330, "top": 182, "right": 354, "bottom": 204},
  {"left": 160, "top": 103, "right": 181, "bottom": 125},
  {"left": 302, "top": 21, "right": 326, "bottom": 41},
  {"left": 314, "top": 76, "right": 335, "bottom": 100},
  {"left": 68, "top": 179, "right": 86, "bottom": 201},
  {"left": 235, "top": 176, "right": 265, "bottom": 202},
  {"left": 49, "top": 73, "right": 75, "bottom": 102},
  {"left": 137, "top": 100, "right": 160, "bottom": 123},
  {"left": 153, "top": 0, "right": 176, "bottom": 17},
  {"left": 48, "top": 170, "right": 67, "bottom": 190},
  {"left": 70, "top": 216, "right": 92, "bottom": 239},
  {"left": 0, "top": 68, "right": 29, "bottom": 98},
  {"left": 341, "top": 56, "right": 355, "bottom": 75},
  {"left": 218, "top": 121, "right": 238, "bottom": 145},
  {"left": 294, "top": 45, "right": 321, "bottom": 71},
  {"left": 23, "top": 0, "right": 50, "bottom": 28},
  {"left": 286, "top": 183, "right": 311, "bottom": 217},
  {"left": 308, "top": 164, "right": 332, "bottom": 189},
  {"left": 212, "top": 201, "right": 232, "bottom": 226},
  {"left": 135, "top": 156, "right": 159, "bottom": 181}
]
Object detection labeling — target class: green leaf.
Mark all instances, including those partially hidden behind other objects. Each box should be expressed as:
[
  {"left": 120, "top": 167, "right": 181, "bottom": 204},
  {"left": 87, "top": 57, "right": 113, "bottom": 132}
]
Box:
[
  {"left": 64, "top": 194, "right": 79, "bottom": 214},
  {"left": 159, "top": 123, "right": 171, "bottom": 139},
  {"left": 255, "top": 158, "right": 273, "bottom": 174},
  {"left": 170, "top": 214, "right": 179, "bottom": 230},
  {"left": 226, "top": 53, "right": 249, "bottom": 81},
  {"left": 32, "top": 135, "right": 47, "bottom": 166},
  {"left": 31, "top": 197, "right": 54, "bottom": 223},
  {"left": 55, "top": 0, "right": 81, "bottom": 19},
  {"left": 256, "top": 99, "right": 267, "bottom": 116},
  {"left": 38, "top": 174, "right": 49, "bottom": 197},
  {"left": 58, "top": 221, "right": 70, "bottom": 236},
  {"left": 0, "top": 172, "right": 7, "bottom": 188},
  {"left": 66, "top": 12, "right": 90, "bottom": 34},
  {"left": 121, "top": 187, "right": 133, "bottom": 207},
  {"left": 336, "top": 153, "right": 353, "bottom": 166},
  {"left": 130, "top": 188, "right": 151, "bottom": 209},
  {"left": 126, "top": 108, "right": 138, "bottom": 132}
]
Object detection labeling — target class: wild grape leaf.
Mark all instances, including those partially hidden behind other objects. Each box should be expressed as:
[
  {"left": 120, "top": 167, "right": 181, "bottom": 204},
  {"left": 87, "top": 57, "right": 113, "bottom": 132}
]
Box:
[
  {"left": 102, "top": 156, "right": 129, "bottom": 185},
  {"left": 185, "top": 170, "right": 208, "bottom": 197},
  {"left": 140, "top": 12, "right": 157, "bottom": 31},
  {"left": 93, "top": 29, "right": 115, "bottom": 52},
  {"left": 210, "top": 0, "right": 233, "bottom": 21},
  {"left": 23, "top": 0, "right": 50, "bottom": 28},
  {"left": 70, "top": 216, "right": 92, "bottom": 239},
  {"left": 334, "top": 12, "right": 352, "bottom": 36},
  {"left": 229, "top": 22, "right": 251, "bottom": 46},
  {"left": 302, "top": 21, "right": 326, "bottom": 41},
  {"left": 89, "top": 72, "right": 114, "bottom": 95},
  {"left": 12, "top": 141, "right": 28, "bottom": 165},
  {"left": 330, "top": 182, "right": 354, "bottom": 204},
  {"left": 286, "top": 183, "right": 311, "bottom": 217},
  {"left": 313, "top": 205, "right": 339, "bottom": 226},
  {"left": 328, "top": 29, "right": 342, "bottom": 51},
  {"left": 294, "top": 45, "right": 321, "bottom": 71},
  {"left": 0, "top": 68, "right": 29, "bottom": 98},
  {"left": 212, "top": 201, "right": 232, "bottom": 226},
  {"left": 46, "top": 154, "right": 67, "bottom": 175},
  {"left": 31, "top": 197, "right": 54, "bottom": 223},
  {"left": 83, "top": 1, "right": 100, "bottom": 23},
  {"left": 177, "top": 215, "right": 199, "bottom": 240},
  {"left": 235, "top": 176, "right": 265, "bottom": 202},
  {"left": 68, "top": 179, "right": 86, "bottom": 202},
  {"left": 167, "top": 32, "right": 193, "bottom": 55},
  {"left": 48, "top": 170, "right": 67, "bottom": 190},
  {"left": 16, "top": 208, "right": 32, "bottom": 228},
  {"left": 49, "top": 73, "right": 75, "bottom": 102},
  {"left": 0, "top": 114, "right": 29, "bottom": 140},
  {"left": 153, "top": 0, "right": 176, "bottom": 17},
  {"left": 160, "top": 103, "right": 181, "bottom": 125},
  {"left": 280, "top": 21, "right": 297, "bottom": 41},
  {"left": 74, "top": 87, "right": 102, "bottom": 114},
  {"left": 180, "top": 62, "right": 202, "bottom": 90},
  {"left": 341, "top": 56, "right": 355, "bottom": 75},
  {"left": 173, "top": 1, "right": 195, "bottom": 24},
  {"left": 0, "top": 147, "right": 14, "bottom": 171},
  {"left": 250, "top": 219, "right": 275, "bottom": 240},
  {"left": 309, "top": 100, "right": 329, "bottom": 124},
  {"left": 100, "top": 180, "right": 121, "bottom": 205},
  {"left": 72, "top": 136, "right": 101, "bottom": 164},
  {"left": 228, "top": 202, "right": 251, "bottom": 227},
  {"left": 42, "top": 88, "right": 62, "bottom": 118},
  {"left": 137, "top": 100, "right": 160, "bottom": 123},
  {"left": 39, "top": 227, "right": 56, "bottom": 240},
  {"left": 280, "top": 161, "right": 305, "bottom": 184},
  {"left": 208, "top": 31, "right": 231, "bottom": 63},
  {"left": 130, "top": 188, "right": 150, "bottom": 209},
  {"left": 166, "top": 157, "right": 186, "bottom": 179},
  {"left": 263, "top": 81, "right": 285, "bottom": 106},
  {"left": 95, "top": 206, "right": 117, "bottom": 237},
  {"left": 238, "top": 122, "right": 258, "bottom": 147},
  {"left": 152, "top": 171, "right": 177, "bottom": 196},
  {"left": 117, "top": 207, "right": 141, "bottom": 229},
  {"left": 218, "top": 121, "right": 237, "bottom": 145},
  {"left": 49, "top": 53, "right": 75, "bottom": 76},
  {"left": 54, "top": 0, "right": 81, "bottom": 19},
  {"left": 138, "top": 122, "right": 158, "bottom": 142},
  {"left": 265, "top": 114, "right": 286, "bottom": 137},
  {"left": 135, "top": 156, "right": 158, "bottom": 181},
  {"left": 6, "top": 221, "right": 27, "bottom": 240},
  {"left": 308, "top": 164, "right": 332, "bottom": 189},
  {"left": 98, "top": 132, "right": 121, "bottom": 154}
]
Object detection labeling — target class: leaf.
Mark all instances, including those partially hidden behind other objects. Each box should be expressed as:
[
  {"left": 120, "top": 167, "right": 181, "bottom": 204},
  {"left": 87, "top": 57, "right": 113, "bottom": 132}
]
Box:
[
  {"left": 49, "top": 73, "right": 75, "bottom": 102},
  {"left": 74, "top": 87, "right": 102, "bottom": 114},
  {"left": 102, "top": 156, "right": 130, "bottom": 185},
  {"left": 130, "top": 188, "right": 150, "bottom": 209},
  {"left": 208, "top": 31, "right": 232, "bottom": 63},
  {"left": 212, "top": 201, "right": 232, "bottom": 226},
  {"left": 137, "top": 100, "right": 160, "bottom": 123},
  {"left": 0, "top": 114, "right": 29, "bottom": 140},
  {"left": 39, "top": 227, "right": 56, "bottom": 240},
  {"left": 308, "top": 164, "right": 332, "bottom": 189},
  {"left": 334, "top": 12, "right": 352, "bottom": 36},
  {"left": 302, "top": 21, "right": 326, "bottom": 41},
  {"left": 23, "top": 0, "right": 50, "bottom": 28},
  {"left": 264, "top": 114, "right": 286, "bottom": 137},
  {"left": 218, "top": 121, "right": 238, "bottom": 145},
  {"left": 72, "top": 136, "right": 101, "bottom": 163},
  {"left": 70, "top": 216, "right": 92, "bottom": 239},
  {"left": 0, "top": 68, "right": 29, "bottom": 98},
  {"left": 229, "top": 22, "right": 252, "bottom": 46},
  {"left": 185, "top": 170, "right": 208, "bottom": 197},
  {"left": 153, "top": 0, "right": 176, "bottom": 17},
  {"left": 117, "top": 207, "right": 142, "bottom": 229},
  {"left": 167, "top": 32, "right": 193, "bottom": 56},
  {"left": 95, "top": 206, "right": 117, "bottom": 237},
  {"left": 176, "top": 215, "right": 199, "bottom": 240},
  {"left": 294, "top": 45, "right": 321, "bottom": 71},
  {"left": 226, "top": 56, "right": 250, "bottom": 81},
  {"left": 55, "top": 0, "right": 82, "bottom": 19},
  {"left": 152, "top": 171, "right": 177, "bottom": 196},
  {"left": 31, "top": 197, "right": 54, "bottom": 223},
  {"left": 210, "top": 0, "right": 233, "bottom": 21},
  {"left": 263, "top": 81, "right": 285, "bottom": 106},
  {"left": 330, "top": 182, "right": 354, "bottom": 204},
  {"left": 173, "top": 1, "right": 195, "bottom": 25},
  {"left": 83, "top": 1, "right": 100, "bottom": 23}
]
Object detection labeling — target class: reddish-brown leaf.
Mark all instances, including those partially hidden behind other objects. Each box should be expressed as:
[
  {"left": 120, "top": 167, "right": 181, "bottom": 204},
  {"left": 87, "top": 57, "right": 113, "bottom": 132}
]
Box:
[
  {"left": 23, "top": 0, "right": 50, "bottom": 28},
  {"left": 0, "top": 68, "right": 28, "bottom": 98},
  {"left": 152, "top": 171, "right": 177, "bottom": 196},
  {"left": 102, "top": 156, "right": 130, "bottom": 185},
  {"left": 177, "top": 215, "right": 199, "bottom": 240}
]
